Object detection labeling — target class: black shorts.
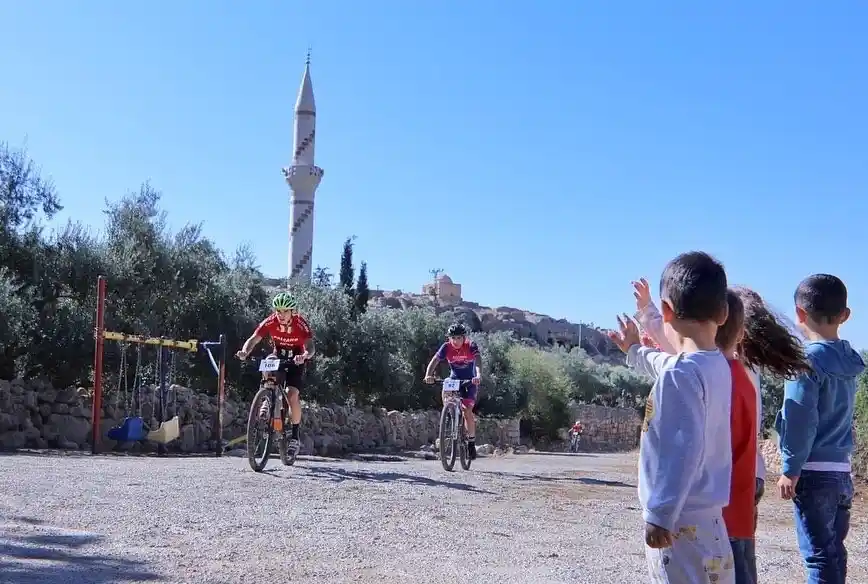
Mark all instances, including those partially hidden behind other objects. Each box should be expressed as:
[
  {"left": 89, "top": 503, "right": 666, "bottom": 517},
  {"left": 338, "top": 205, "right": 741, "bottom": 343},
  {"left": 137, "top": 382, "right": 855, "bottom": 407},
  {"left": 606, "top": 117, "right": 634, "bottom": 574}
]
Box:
[{"left": 266, "top": 349, "right": 306, "bottom": 391}]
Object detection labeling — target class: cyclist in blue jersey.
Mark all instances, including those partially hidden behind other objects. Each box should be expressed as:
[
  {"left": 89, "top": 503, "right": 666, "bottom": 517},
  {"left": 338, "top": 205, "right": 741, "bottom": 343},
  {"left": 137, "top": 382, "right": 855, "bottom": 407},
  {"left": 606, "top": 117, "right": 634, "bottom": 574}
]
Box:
[{"left": 424, "top": 323, "right": 482, "bottom": 459}]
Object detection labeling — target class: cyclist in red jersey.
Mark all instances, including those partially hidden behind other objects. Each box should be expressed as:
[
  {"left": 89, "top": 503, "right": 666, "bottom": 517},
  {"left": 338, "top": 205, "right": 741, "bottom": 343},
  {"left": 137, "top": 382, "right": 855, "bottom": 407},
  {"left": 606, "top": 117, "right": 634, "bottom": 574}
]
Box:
[
  {"left": 571, "top": 420, "right": 583, "bottom": 436},
  {"left": 423, "top": 323, "right": 482, "bottom": 460},
  {"left": 236, "top": 291, "right": 315, "bottom": 456}
]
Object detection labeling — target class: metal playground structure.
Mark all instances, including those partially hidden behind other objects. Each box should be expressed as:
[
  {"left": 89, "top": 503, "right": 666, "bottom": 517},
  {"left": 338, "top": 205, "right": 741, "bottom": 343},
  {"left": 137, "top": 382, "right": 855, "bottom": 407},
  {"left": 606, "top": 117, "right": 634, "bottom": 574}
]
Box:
[{"left": 91, "top": 275, "right": 228, "bottom": 456}]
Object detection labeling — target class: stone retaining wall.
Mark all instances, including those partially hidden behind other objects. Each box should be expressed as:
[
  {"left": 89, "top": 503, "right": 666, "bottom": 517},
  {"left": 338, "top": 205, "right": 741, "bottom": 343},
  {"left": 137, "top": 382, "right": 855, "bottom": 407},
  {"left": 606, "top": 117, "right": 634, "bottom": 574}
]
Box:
[
  {"left": 0, "top": 378, "right": 521, "bottom": 456},
  {"left": 0, "top": 378, "right": 641, "bottom": 456},
  {"left": 567, "top": 403, "right": 643, "bottom": 451}
]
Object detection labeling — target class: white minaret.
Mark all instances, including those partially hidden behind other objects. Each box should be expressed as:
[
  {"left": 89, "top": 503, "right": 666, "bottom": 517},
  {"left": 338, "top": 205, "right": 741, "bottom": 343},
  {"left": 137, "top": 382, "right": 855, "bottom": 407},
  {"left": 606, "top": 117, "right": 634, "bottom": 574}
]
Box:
[{"left": 282, "top": 52, "right": 324, "bottom": 285}]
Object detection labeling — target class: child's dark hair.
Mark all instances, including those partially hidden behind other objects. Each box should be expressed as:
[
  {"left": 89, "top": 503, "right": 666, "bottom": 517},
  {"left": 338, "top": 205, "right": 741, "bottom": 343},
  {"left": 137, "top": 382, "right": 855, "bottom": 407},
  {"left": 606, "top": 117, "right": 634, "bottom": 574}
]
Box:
[
  {"left": 659, "top": 251, "right": 728, "bottom": 322},
  {"left": 732, "top": 286, "right": 812, "bottom": 378},
  {"left": 795, "top": 274, "right": 848, "bottom": 325},
  {"left": 715, "top": 290, "right": 745, "bottom": 350}
]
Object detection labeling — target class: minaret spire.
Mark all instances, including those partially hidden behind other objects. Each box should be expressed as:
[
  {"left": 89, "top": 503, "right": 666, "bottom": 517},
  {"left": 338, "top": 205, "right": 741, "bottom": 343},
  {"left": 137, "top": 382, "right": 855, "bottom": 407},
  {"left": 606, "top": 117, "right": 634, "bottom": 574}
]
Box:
[{"left": 281, "top": 54, "right": 324, "bottom": 286}]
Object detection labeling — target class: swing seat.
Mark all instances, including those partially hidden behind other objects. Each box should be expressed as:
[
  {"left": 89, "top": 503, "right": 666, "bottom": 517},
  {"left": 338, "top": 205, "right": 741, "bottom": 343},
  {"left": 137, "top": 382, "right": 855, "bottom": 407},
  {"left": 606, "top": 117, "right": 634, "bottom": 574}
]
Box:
[
  {"left": 107, "top": 417, "right": 148, "bottom": 442},
  {"left": 147, "top": 416, "right": 180, "bottom": 444}
]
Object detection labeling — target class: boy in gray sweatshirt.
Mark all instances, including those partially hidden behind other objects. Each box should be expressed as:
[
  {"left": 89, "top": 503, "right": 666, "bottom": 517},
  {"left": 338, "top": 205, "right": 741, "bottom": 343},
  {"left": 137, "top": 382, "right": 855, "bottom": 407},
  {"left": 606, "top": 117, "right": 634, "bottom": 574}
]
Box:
[{"left": 610, "top": 251, "right": 735, "bottom": 583}]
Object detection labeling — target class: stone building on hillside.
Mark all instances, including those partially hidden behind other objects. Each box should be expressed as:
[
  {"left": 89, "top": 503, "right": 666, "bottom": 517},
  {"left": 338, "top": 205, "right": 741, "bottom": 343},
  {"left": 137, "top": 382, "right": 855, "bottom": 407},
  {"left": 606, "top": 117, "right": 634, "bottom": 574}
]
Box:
[
  {"left": 534, "top": 318, "right": 578, "bottom": 348},
  {"left": 422, "top": 274, "right": 462, "bottom": 305},
  {"left": 534, "top": 318, "right": 613, "bottom": 355}
]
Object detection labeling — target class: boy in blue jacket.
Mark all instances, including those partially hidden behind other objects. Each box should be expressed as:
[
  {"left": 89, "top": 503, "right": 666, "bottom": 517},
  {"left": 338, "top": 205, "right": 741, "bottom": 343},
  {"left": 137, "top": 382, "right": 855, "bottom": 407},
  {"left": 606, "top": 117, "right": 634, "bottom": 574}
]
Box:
[{"left": 775, "top": 274, "right": 865, "bottom": 583}]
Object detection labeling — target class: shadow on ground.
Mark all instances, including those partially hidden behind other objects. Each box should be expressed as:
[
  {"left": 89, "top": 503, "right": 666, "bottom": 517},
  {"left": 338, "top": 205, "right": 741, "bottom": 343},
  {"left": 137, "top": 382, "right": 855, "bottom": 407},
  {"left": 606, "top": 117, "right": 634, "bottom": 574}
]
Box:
[
  {"left": 475, "top": 470, "right": 634, "bottom": 489},
  {"left": 522, "top": 451, "right": 598, "bottom": 458},
  {"left": 265, "top": 464, "right": 496, "bottom": 495},
  {"left": 0, "top": 448, "right": 217, "bottom": 459},
  {"left": 0, "top": 520, "right": 163, "bottom": 584}
]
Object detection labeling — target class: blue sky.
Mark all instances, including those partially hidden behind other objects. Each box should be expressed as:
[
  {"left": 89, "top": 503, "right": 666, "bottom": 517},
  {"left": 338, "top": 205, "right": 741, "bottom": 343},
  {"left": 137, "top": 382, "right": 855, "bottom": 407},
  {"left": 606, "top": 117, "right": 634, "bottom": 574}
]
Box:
[{"left": 2, "top": 2, "right": 867, "bottom": 348}]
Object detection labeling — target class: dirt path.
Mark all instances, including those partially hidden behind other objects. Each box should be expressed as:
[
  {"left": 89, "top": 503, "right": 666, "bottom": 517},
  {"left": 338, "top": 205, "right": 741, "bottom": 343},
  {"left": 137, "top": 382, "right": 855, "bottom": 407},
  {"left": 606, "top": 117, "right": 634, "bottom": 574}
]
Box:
[{"left": 0, "top": 450, "right": 864, "bottom": 583}]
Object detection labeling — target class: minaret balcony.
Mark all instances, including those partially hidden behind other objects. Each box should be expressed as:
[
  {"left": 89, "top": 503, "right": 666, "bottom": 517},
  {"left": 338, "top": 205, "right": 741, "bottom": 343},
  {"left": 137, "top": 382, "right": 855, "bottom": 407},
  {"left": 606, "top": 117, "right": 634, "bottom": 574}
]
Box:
[{"left": 282, "top": 165, "right": 324, "bottom": 191}]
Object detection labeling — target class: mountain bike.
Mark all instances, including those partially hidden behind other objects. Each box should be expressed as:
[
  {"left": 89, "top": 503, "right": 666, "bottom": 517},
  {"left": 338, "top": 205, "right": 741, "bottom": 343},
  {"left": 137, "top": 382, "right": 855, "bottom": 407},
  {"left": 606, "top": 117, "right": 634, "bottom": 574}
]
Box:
[
  {"left": 244, "top": 354, "right": 300, "bottom": 472},
  {"left": 569, "top": 431, "right": 582, "bottom": 453},
  {"left": 433, "top": 377, "right": 475, "bottom": 472}
]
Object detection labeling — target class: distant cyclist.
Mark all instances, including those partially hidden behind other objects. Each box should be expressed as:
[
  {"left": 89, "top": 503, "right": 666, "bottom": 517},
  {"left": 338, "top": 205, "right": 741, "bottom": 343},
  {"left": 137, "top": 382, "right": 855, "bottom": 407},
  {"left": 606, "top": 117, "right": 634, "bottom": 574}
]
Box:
[
  {"left": 571, "top": 420, "right": 583, "bottom": 437},
  {"left": 569, "top": 420, "right": 583, "bottom": 452},
  {"left": 236, "top": 291, "right": 315, "bottom": 456},
  {"left": 423, "top": 323, "right": 482, "bottom": 460}
]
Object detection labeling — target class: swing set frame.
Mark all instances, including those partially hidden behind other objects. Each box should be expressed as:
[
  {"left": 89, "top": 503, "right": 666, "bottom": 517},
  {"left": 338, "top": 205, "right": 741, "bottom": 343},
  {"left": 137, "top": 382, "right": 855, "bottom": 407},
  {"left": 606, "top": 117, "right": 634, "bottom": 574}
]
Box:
[{"left": 91, "top": 275, "right": 229, "bottom": 456}]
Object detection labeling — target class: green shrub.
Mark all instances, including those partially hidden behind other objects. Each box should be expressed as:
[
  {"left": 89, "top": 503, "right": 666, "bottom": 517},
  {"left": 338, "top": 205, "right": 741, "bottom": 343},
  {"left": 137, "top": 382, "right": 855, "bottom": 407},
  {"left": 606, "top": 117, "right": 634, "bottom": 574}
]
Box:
[
  {"left": 507, "top": 345, "right": 571, "bottom": 439},
  {"left": 852, "top": 352, "right": 868, "bottom": 474}
]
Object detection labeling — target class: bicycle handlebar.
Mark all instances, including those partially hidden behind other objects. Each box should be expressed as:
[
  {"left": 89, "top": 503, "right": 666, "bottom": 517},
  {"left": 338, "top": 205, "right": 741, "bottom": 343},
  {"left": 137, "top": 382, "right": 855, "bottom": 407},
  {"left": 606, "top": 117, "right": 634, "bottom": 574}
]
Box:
[
  {"left": 426, "top": 377, "right": 475, "bottom": 386},
  {"left": 238, "top": 354, "right": 309, "bottom": 372}
]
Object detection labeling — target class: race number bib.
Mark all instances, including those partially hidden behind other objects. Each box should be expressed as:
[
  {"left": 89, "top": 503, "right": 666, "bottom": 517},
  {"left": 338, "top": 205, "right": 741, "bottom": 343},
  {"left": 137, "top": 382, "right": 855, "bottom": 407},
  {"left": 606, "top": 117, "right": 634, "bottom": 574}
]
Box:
[
  {"left": 443, "top": 378, "right": 461, "bottom": 392},
  {"left": 259, "top": 358, "right": 281, "bottom": 372}
]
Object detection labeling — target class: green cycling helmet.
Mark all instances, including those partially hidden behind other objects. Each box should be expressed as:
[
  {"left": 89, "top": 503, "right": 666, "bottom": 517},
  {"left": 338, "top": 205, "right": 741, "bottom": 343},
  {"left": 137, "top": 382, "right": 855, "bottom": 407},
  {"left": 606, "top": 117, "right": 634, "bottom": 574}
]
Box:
[{"left": 272, "top": 292, "right": 298, "bottom": 311}]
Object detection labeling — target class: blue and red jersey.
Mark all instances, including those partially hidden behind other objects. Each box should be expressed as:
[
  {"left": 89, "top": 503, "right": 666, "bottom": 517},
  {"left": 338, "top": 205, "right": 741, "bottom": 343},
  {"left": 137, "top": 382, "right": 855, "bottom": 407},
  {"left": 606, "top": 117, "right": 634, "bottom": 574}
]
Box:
[{"left": 436, "top": 340, "right": 480, "bottom": 380}]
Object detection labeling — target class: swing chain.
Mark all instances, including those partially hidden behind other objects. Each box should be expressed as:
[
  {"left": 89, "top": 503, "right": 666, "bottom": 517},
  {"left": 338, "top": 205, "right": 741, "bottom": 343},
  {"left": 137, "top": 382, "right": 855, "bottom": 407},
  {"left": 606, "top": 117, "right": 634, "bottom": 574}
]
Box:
[
  {"left": 169, "top": 351, "right": 178, "bottom": 417},
  {"left": 132, "top": 344, "right": 143, "bottom": 417},
  {"left": 169, "top": 350, "right": 177, "bottom": 386},
  {"left": 153, "top": 348, "right": 162, "bottom": 422},
  {"left": 117, "top": 342, "right": 129, "bottom": 411}
]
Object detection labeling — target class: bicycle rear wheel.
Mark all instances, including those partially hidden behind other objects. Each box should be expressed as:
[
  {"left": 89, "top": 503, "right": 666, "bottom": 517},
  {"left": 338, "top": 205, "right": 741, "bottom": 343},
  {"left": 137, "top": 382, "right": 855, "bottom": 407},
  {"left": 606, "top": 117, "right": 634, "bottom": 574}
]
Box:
[
  {"left": 439, "top": 405, "right": 457, "bottom": 472},
  {"left": 247, "top": 386, "right": 275, "bottom": 472}
]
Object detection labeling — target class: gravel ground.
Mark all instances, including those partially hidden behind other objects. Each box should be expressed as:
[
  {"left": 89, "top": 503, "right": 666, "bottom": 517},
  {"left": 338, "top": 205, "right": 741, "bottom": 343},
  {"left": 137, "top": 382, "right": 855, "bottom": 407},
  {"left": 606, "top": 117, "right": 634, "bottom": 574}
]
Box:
[{"left": 0, "top": 450, "right": 866, "bottom": 584}]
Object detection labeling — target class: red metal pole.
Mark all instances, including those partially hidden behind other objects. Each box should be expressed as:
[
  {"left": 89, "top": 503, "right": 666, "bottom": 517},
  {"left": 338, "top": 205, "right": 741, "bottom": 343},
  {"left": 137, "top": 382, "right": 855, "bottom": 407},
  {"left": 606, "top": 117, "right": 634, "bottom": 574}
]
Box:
[{"left": 91, "top": 275, "right": 107, "bottom": 454}]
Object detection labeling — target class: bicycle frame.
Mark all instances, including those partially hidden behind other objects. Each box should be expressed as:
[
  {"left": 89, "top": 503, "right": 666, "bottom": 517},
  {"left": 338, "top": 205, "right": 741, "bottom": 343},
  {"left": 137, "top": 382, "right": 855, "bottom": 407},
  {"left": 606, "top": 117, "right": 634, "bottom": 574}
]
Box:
[
  {"left": 440, "top": 378, "right": 472, "bottom": 430},
  {"left": 442, "top": 394, "right": 464, "bottom": 441},
  {"left": 258, "top": 357, "right": 294, "bottom": 431},
  {"left": 263, "top": 381, "right": 290, "bottom": 430}
]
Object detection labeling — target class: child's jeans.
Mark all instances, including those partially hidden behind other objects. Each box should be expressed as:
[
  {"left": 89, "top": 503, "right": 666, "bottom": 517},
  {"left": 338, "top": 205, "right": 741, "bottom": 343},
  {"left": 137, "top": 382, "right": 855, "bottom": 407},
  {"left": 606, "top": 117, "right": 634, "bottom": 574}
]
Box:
[
  {"left": 793, "top": 470, "right": 854, "bottom": 584},
  {"left": 729, "top": 538, "right": 757, "bottom": 584}
]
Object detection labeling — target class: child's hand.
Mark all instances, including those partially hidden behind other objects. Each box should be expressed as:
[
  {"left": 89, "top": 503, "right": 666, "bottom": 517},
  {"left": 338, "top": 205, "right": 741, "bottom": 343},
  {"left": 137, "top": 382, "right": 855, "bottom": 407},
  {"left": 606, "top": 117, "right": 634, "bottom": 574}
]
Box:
[
  {"left": 640, "top": 333, "right": 658, "bottom": 349},
  {"left": 644, "top": 523, "right": 674, "bottom": 549},
  {"left": 607, "top": 314, "right": 642, "bottom": 353},
  {"left": 632, "top": 278, "right": 652, "bottom": 311},
  {"left": 777, "top": 474, "right": 799, "bottom": 500}
]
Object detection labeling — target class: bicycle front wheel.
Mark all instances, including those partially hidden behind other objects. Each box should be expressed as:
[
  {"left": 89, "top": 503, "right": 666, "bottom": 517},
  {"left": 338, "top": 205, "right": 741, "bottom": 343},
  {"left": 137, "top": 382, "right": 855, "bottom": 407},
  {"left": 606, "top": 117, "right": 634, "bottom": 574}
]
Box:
[
  {"left": 247, "top": 386, "right": 275, "bottom": 472},
  {"left": 439, "top": 405, "right": 457, "bottom": 472}
]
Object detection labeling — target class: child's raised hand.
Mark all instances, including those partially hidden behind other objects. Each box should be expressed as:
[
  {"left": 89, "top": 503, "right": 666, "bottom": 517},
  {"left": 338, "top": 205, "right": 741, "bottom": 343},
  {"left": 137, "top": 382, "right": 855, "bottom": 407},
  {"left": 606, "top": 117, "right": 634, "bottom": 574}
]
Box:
[
  {"left": 607, "top": 314, "right": 642, "bottom": 353},
  {"left": 632, "top": 278, "right": 652, "bottom": 311}
]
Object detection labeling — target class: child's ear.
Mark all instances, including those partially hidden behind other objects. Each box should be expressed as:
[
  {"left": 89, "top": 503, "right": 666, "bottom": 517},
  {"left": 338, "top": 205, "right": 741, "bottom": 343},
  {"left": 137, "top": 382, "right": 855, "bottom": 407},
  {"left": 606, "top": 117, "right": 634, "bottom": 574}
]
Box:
[
  {"left": 660, "top": 299, "right": 675, "bottom": 323},
  {"left": 795, "top": 306, "right": 808, "bottom": 324},
  {"left": 837, "top": 307, "right": 851, "bottom": 325}
]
